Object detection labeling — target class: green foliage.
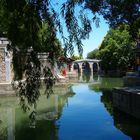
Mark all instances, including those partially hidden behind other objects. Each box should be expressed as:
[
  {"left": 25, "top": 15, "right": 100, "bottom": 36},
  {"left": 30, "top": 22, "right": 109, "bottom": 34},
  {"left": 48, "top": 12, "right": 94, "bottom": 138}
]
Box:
[
  {"left": 0, "top": 0, "right": 139, "bottom": 121},
  {"left": 84, "top": 0, "right": 140, "bottom": 39},
  {"left": 88, "top": 25, "right": 136, "bottom": 72},
  {"left": 70, "top": 55, "right": 83, "bottom": 60},
  {"left": 87, "top": 49, "right": 100, "bottom": 59},
  {"left": 0, "top": 0, "right": 63, "bottom": 118},
  {"left": 100, "top": 25, "right": 135, "bottom": 71}
]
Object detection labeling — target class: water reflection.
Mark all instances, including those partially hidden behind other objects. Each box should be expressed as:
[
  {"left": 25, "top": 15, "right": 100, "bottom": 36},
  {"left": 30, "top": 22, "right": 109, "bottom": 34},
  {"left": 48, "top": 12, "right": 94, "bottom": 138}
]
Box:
[
  {"left": 0, "top": 86, "right": 75, "bottom": 140},
  {"left": 78, "top": 70, "right": 101, "bottom": 83},
  {"left": 89, "top": 78, "right": 140, "bottom": 140},
  {"left": 101, "top": 89, "right": 140, "bottom": 140},
  {"left": 0, "top": 77, "right": 140, "bottom": 140}
]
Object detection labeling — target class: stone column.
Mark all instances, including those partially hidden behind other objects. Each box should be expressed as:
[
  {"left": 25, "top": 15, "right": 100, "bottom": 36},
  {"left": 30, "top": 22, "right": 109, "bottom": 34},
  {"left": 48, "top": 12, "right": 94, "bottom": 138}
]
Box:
[
  {"left": 0, "top": 46, "right": 6, "bottom": 82},
  {"left": 70, "top": 63, "right": 75, "bottom": 72},
  {"left": 90, "top": 69, "right": 93, "bottom": 82},
  {"left": 78, "top": 62, "right": 83, "bottom": 74},
  {"left": 78, "top": 62, "right": 83, "bottom": 82},
  {"left": 97, "top": 62, "right": 100, "bottom": 72},
  {"left": 89, "top": 62, "right": 93, "bottom": 82},
  {"left": 79, "top": 70, "right": 83, "bottom": 82},
  {"left": 89, "top": 62, "right": 93, "bottom": 73},
  {"left": 5, "top": 52, "right": 11, "bottom": 82}
]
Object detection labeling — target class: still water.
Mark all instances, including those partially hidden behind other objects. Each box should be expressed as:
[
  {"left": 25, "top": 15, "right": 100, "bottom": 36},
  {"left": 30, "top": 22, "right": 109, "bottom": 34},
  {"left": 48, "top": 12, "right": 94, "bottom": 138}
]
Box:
[{"left": 0, "top": 77, "right": 140, "bottom": 140}]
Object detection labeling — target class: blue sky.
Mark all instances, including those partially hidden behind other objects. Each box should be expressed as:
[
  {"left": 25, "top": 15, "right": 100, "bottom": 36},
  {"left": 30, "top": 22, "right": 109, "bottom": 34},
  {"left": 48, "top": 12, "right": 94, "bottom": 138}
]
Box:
[
  {"left": 58, "top": 16, "right": 109, "bottom": 58},
  {"left": 55, "top": 0, "right": 109, "bottom": 58},
  {"left": 80, "top": 17, "right": 109, "bottom": 58}
]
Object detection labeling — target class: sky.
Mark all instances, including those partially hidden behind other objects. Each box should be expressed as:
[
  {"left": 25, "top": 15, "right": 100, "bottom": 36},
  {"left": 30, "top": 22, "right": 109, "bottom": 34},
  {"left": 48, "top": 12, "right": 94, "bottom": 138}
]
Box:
[
  {"left": 58, "top": 16, "right": 109, "bottom": 58},
  {"left": 55, "top": 0, "right": 109, "bottom": 58},
  {"left": 80, "top": 17, "right": 109, "bottom": 58}
]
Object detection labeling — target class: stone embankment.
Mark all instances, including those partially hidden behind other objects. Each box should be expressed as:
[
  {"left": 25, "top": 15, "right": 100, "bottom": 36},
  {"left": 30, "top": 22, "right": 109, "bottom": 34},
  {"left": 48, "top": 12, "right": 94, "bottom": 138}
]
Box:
[
  {"left": 0, "top": 83, "right": 15, "bottom": 96},
  {"left": 113, "top": 87, "right": 140, "bottom": 119}
]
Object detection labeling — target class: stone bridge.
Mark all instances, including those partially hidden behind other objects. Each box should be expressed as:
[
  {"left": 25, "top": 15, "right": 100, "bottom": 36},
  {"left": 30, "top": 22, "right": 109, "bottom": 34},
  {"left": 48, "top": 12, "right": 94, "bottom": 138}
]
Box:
[{"left": 71, "top": 59, "right": 101, "bottom": 73}]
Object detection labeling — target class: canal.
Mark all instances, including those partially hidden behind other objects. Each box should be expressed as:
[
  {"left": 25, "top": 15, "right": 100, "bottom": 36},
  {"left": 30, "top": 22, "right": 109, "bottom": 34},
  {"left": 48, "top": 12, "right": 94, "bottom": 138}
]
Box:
[{"left": 0, "top": 76, "right": 140, "bottom": 140}]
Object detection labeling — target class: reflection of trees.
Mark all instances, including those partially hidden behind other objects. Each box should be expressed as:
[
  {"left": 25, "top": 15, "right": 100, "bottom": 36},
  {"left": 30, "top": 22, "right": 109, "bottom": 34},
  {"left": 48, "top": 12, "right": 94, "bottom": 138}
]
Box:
[
  {"left": 93, "top": 74, "right": 98, "bottom": 81},
  {"left": 15, "top": 87, "right": 75, "bottom": 140},
  {"left": 82, "top": 70, "right": 91, "bottom": 82},
  {"left": 0, "top": 109, "right": 7, "bottom": 140},
  {"left": 101, "top": 90, "right": 114, "bottom": 116},
  {"left": 89, "top": 78, "right": 140, "bottom": 140},
  {"left": 89, "top": 77, "right": 123, "bottom": 91},
  {"left": 113, "top": 108, "right": 140, "bottom": 140},
  {"left": 0, "top": 86, "right": 75, "bottom": 140},
  {"left": 101, "top": 89, "right": 140, "bottom": 140},
  {"left": 15, "top": 117, "right": 58, "bottom": 140}
]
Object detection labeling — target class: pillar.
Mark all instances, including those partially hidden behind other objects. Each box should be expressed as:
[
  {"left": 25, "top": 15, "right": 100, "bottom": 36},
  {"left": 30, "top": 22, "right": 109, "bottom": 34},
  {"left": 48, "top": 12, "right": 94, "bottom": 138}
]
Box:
[
  {"left": 89, "top": 62, "right": 93, "bottom": 73},
  {"left": 78, "top": 62, "right": 83, "bottom": 73},
  {"left": 97, "top": 62, "right": 100, "bottom": 72},
  {"left": 4, "top": 46, "right": 11, "bottom": 82},
  {"left": 70, "top": 63, "right": 75, "bottom": 72},
  {"left": 88, "top": 62, "right": 93, "bottom": 82},
  {"left": 78, "top": 62, "right": 83, "bottom": 82}
]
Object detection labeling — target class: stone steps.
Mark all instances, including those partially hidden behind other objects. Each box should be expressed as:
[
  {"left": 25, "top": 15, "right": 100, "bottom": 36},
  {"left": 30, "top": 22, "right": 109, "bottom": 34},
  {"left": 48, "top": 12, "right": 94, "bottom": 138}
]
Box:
[{"left": 0, "top": 84, "right": 15, "bottom": 96}]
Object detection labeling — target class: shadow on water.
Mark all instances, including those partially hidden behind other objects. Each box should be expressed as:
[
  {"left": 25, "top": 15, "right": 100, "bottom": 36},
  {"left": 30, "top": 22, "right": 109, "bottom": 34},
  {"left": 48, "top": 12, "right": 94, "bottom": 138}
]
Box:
[{"left": 89, "top": 78, "right": 140, "bottom": 140}]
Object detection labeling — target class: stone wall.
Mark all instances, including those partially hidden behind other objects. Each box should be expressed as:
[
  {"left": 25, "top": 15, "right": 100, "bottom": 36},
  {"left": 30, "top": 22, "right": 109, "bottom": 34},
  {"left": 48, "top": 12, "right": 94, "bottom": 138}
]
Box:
[
  {"left": 0, "top": 42, "right": 12, "bottom": 83},
  {"left": 0, "top": 47, "right": 6, "bottom": 82},
  {"left": 113, "top": 87, "right": 140, "bottom": 119},
  {"left": 0, "top": 62, "right": 6, "bottom": 82}
]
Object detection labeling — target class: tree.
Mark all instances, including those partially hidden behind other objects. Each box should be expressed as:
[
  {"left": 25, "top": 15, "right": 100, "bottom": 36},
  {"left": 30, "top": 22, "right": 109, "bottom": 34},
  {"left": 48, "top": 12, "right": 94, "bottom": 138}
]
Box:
[
  {"left": 99, "top": 25, "right": 135, "bottom": 72},
  {"left": 0, "top": 0, "right": 139, "bottom": 120},
  {"left": 71, "top": 55, "right": 83, "bottom": 60},
  {"left": 84, "top": 0, "right": 140, "bottom": 39},
  {"left": 0, "top": 0, "right": 65, "bottom": 119},
  {"left": 87, "top": 49, "right": 100, "bottom": 59}
]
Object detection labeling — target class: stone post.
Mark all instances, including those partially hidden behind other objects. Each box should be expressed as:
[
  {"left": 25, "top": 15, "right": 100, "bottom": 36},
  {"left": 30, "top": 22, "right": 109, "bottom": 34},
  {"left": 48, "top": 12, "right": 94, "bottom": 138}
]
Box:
[
  {"left": 70, "top": 63, "right": 75, "bottom": 72},
  {"left": 5, "top": 50, "right": 11, "bottom": 82},
  {"left": 97, "top": 63, "right": 100, "bottom": 72},
  {"left": 78, "top": 62, "right": 83, "bottom": 74},
  {"left": 78, "top": 62, "right": 83, "bottom": 82},
  {"left": 0, "top": 45, "right": 6, "bottom": 82},
  {"left": 89, "top": 62, "right": 93, "bottom": 73}
]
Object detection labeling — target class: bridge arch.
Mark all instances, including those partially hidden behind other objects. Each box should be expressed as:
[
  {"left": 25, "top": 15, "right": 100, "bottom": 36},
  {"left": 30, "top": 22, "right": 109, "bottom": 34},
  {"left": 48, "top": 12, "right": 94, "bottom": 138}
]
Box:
[
  {"left": 73, "top": 62, "right": 80, "bottom": 73},
  {"left": 71, "top": 59, "right": 101, "bottom": 73}
]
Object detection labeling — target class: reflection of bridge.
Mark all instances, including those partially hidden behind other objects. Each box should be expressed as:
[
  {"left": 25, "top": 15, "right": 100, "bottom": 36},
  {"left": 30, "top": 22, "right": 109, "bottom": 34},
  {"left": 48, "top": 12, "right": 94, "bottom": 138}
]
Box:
[
  {"left": 71, "top": 59, "right": 101, "bottom": 73},
  {"left": 70, "top": 59, "right": 101, "bottom": 83},
  {"left": 78, "top": 72, "right": 101, "bottom": 83}
]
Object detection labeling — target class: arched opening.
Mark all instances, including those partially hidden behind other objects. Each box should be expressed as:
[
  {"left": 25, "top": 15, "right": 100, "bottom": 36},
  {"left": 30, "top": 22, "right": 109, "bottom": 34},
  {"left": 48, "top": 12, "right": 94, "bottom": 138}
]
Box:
[
  {"left": 82, "top": 62, "right": 90, "bottom": 71},
  {"left": 73, "top": 62, "right": 80, "bottom": 73},
  {"left": 82, "top": 62, "right": 91, "bottom": 82},
  {"left": 93, "top": 63, "right": 98, "bottom": 72}
]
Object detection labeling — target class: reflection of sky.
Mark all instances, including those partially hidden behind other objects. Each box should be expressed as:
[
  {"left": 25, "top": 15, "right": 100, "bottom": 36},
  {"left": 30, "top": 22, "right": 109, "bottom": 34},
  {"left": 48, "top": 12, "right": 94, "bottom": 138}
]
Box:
[
  {"left": 0, "top": 82, "right": 134, "bottom": 140},
  {"left": 57, "top": 84, "right": 130, "bottom": 140}
]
